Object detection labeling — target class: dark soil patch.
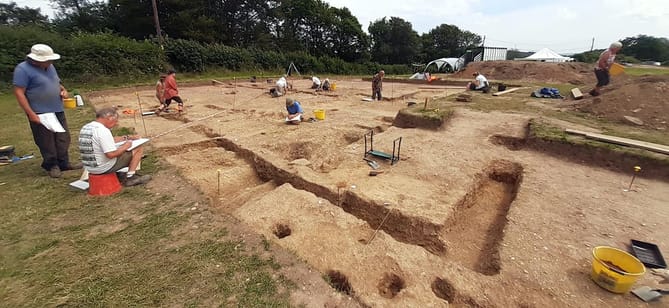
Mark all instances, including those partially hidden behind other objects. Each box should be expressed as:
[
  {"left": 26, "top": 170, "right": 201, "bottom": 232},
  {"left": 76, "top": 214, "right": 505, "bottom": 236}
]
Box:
[
  {"left": 377, "top": 272, "right": 405, "bottom": 298},
  {"left": 325, "top": 270, "right": 353, "bottom": 295},
  {"left": 272, "top": 223, "right": 292, "bottom": 239}
]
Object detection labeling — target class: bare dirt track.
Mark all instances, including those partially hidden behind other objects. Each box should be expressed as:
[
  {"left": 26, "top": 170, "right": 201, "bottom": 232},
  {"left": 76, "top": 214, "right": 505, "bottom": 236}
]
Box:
[{"left": 86, "top": 73, "right": 669, "bottom": 307}]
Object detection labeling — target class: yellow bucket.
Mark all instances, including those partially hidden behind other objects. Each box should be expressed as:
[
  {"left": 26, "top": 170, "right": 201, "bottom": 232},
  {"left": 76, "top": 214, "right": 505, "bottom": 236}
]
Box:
[
  {"left": 331, "top": 83, "right": 337, "bottom": 91},
  {"left": 63, "top": 98, "right": 76, "bottom": 109},
  {"left": 314, "top": 109, "right": 325, "bottom": 120},
  {"left": 591, "top": 246, "right": 645, "bottom": 293},
  {"left": 609, "top": 63, "right": 625, "bottom": 76}
]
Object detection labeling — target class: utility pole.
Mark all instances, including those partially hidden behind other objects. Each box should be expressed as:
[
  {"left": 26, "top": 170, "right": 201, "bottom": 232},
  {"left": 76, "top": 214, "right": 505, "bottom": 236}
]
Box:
[
  {"left": 590, "top": 37, "right": 595, "bottom": 51},
  {"left": 151, "top": 0, "right": 163, "bottom": 47}
]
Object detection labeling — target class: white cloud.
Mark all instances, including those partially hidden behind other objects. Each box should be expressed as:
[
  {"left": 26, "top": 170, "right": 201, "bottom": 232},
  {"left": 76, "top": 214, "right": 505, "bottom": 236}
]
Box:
[
  {"left": 324, "top": 0, "right": 669, "bottom": 53},
  {"left": 10, "top": 0, "right": 669, "bottom": 54},
  {"left": 11, "top": 0, "right": 56, "bottom": 18}
]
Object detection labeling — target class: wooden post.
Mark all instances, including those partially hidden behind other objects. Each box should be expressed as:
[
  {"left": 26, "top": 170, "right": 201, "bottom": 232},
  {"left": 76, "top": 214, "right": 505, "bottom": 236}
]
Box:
[
  {"left": 135, "top": 92, "right": 148, "bottom": 135},
  {"left": 423, "top": 98, "right": 428, "bottom": 110}
]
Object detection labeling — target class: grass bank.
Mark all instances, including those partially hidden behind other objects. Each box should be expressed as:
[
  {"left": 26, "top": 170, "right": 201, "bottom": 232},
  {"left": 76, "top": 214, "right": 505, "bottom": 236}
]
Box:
[{"left": 0, "top": 93, "right": 293, "bottom": 306}]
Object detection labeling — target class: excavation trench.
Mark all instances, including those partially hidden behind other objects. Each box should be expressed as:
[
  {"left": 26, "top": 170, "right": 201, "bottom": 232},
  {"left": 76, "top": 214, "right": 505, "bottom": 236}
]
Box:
[
  {"left": 442, "top": 159, "right": 523, "bottom": 276},
  {"left": 490, "top": 129, "right": 669, "bottom": 182},
  {"left": 179, "top": 126, "right": 448, "bottom": 255}
]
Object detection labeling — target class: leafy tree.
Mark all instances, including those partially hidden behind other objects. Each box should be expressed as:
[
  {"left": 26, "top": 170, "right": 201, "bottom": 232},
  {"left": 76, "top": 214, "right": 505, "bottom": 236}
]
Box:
[
  {"left": 275, "top": 0, "right": 368, "bottom": 61},
  {"left": 572, "top": 50, "right": 602, "bottom": 63},
  {"left": 419, "top": 24, "right": 481, "bottom": 62},
  {"left": 620, "top": 35, "right": 669, "bottom": 62},
  {"left": 506, "top": 49, "right": 532, "bottom": 60},
  {"left": 369, "top": 17, "right": 420, "bottom": 65},
  {"left": 51, "top": 0, "right": 111, "bottom": 34},
  {"left": 214, "top": 0, "right": 280, "bottom": 49},
  {"left": 0, "top": 2, "right": 49, "bottom": 26}
]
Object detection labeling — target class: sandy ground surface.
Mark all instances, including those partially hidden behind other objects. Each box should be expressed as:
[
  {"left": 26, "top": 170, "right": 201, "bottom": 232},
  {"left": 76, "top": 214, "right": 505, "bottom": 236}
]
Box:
[{"left": 86, "top": 74, "right": 669, "bottom": 307}]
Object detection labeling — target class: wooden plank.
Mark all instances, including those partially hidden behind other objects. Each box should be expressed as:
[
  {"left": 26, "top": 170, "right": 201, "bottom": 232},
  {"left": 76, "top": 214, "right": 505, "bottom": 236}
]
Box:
[
  {"left": 564, "top": 128, "right": 589, "bottom": 136},
  {"left": 565, "top": 129, "right": 669, "bottom": 155},
  {"left": 492, "top": 87, "right": 523, "bottom": 96}
]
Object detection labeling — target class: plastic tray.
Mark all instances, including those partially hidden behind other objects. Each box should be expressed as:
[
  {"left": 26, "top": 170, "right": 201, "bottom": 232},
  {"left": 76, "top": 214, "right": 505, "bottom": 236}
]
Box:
[{"left": 630, "top": 240, "right": 667, "bottom": 269}]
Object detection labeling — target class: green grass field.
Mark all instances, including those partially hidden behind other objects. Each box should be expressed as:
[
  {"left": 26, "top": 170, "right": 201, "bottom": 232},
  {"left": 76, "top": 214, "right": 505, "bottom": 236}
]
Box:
[
  {"left": 624, "top": 65, "right": 669, "bottom": 76},
  {"left": 0, "top": 93, "right": 293, "bottom": 307}
]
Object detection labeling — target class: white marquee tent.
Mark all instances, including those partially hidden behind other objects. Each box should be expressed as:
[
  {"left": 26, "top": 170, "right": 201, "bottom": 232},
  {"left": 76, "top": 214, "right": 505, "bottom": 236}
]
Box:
[
  {"left": 424, "top": 57, "right": 464, "bottom": 72},
  {"left": 517, "top": 48, "right": 573, "bottom": 62},
  {"left": 410, "top": 57, "right": 464, "bottom": 79}
]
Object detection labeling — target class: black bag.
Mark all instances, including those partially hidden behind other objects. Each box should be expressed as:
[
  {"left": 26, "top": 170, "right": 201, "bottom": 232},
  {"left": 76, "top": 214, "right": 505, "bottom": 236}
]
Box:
[{"left": 498, "top": 84, "right": 507, "bottom": 92}]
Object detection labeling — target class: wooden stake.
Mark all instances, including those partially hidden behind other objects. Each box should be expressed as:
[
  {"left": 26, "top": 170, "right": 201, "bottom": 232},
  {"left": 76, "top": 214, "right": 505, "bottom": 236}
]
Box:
[
  {"left": 423, "top": 98, "right": 428, "bottom": 110},
  {"left": 366, "top": 209, "right": 393, "bottom": 245},
  {"left": 135, "top": 92, "right": 148, "bottom": 135}
]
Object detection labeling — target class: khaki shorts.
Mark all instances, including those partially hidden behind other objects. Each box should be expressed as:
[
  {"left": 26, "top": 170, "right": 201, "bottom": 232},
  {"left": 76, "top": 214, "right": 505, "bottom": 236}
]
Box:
[{"left": 102, "top": 151, "right": 133, "bottom": 174}]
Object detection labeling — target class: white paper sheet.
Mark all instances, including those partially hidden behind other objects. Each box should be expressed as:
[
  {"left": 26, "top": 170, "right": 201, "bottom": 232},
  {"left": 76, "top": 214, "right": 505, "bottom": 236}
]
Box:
[
  {"left": 38, "top": 113, "right": 66, "bottom": 132},
  {"left": 285, "top": 114, "right": 302, "bottom": 122},
  {"left": 115, "top": 138, "right": 150, "bottom": 151}
]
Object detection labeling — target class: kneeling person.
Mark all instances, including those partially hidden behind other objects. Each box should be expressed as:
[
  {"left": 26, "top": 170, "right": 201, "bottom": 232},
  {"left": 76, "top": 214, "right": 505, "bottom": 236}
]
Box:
[
  {"left": 79, "top": 107, "right": 151, "bottom": 186},
  {"left": 468, "top": 72, "right": 490, "bottom": 92},
  {"left": 285, "top": 98, "right": 303, "bottom": 125}
]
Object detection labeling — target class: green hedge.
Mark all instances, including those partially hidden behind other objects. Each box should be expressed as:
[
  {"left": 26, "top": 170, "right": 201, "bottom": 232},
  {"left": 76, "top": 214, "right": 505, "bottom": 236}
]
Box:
[{"left": 1, "top": 25, "right": 412, "bottom": 87}]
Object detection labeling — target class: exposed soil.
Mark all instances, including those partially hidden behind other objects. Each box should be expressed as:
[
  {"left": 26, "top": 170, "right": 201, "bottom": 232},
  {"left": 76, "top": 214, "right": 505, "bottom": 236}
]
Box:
[
  {"left": 576, "top": 75, "right": 669, "bottom": 128},
  {"left": 84, "top": 75, "right": 669, "bottom": 307},
  {"left": 453, "top": 60, "right": 595, "bottom": 84},
  {"left": 453, "top": 61, "right": 669, "bottom": 128},
  {"left": 490, "top": 122, "right": 669, "bottom": 182}
]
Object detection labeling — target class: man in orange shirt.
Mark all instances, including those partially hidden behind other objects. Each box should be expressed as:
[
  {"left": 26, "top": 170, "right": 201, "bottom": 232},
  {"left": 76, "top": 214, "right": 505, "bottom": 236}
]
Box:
[{"left": 156, "top": 69, "right": 185, "bottom": 114}]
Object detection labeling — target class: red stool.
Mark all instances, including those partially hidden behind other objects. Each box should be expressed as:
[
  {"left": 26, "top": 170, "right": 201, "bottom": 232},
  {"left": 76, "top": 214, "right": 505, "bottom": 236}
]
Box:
[{"left": 88, "top": 173, "right": 122, "bottom": 196}]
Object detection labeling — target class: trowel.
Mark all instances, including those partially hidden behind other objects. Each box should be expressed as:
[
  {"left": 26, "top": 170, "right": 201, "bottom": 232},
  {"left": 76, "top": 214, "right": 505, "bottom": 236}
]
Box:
[
  {"left": 631, "top": 286, "right": 669, "bottom": 302},
  {"left": 363, "top": 158, "right": 379, "bottom": 170}
]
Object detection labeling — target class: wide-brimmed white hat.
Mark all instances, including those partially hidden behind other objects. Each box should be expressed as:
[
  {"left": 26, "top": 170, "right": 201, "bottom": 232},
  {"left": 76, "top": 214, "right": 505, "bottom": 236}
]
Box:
[{"left": 27, "top": 44, "right": 60, "bottom": 62}]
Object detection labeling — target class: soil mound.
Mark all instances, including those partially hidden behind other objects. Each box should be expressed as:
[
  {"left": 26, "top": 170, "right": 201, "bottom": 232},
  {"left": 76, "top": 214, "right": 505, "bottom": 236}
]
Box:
[
  {"left": 453, "top": 61, "right": 594, "bottom": 84},
  {"left": 577, "top": 75, "right": 669, "bottom": 128}
]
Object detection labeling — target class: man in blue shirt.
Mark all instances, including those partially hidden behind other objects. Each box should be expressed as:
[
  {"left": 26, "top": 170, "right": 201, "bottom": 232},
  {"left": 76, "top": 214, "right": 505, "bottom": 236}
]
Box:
[
  {"left": 13, "top": 44, "right": 82, "bottom": 178},
  {"left": 285, "top": 97, "right": 303, "bottom": 125}
]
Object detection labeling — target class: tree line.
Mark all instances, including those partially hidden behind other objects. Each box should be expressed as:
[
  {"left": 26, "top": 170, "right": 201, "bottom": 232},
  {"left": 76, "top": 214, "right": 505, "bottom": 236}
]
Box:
[
  {"left": 1, "top": 0, "right": 482, "bottom": 66},
  {"left": 572, "top": 35, "right": 669, "bottom": 65}
]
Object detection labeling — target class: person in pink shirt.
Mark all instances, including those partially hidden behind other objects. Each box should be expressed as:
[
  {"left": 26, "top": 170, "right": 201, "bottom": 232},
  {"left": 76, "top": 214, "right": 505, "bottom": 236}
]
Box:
[
  {"left": 589, "top": 41, "right": 623, "bottom": 96},
  {"left": 156, "top": 69, "right": 184, "bottom": 114}
]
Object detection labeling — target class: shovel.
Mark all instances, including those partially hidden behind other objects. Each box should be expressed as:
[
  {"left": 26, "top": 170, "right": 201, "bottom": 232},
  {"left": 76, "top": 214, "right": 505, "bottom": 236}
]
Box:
[{"left": 632, "top": 286, "right": 669, "bottom": 302}]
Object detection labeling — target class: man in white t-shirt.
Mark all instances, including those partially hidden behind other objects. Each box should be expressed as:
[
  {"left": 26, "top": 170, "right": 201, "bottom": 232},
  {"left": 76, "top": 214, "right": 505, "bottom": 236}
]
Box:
[
  {"left": 468, "top": 72, "right": 490, "bottom": 92},
  {"left": 311, "top": 76, "right": 321, "bottom": 89},
  {"left": 78, "top": 107, "right": 150, "bottom": 186},
  {"left": 273, "top": 76, "right": 287, "bottom": 97}
]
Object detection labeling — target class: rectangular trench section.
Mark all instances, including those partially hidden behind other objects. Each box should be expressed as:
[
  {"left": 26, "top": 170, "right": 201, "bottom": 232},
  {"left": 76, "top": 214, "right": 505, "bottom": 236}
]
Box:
[
  {"left": 187, "top": 125, "right": 448, "bottom": 255},
  {"left": 442, "top": 160, "right": 523, "bottom": 275}
]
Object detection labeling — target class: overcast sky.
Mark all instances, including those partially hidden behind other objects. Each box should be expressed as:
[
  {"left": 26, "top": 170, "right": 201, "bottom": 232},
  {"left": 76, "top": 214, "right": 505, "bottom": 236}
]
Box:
[{"left": 9, "top": 0, "right": 669, "bottom": 54}]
